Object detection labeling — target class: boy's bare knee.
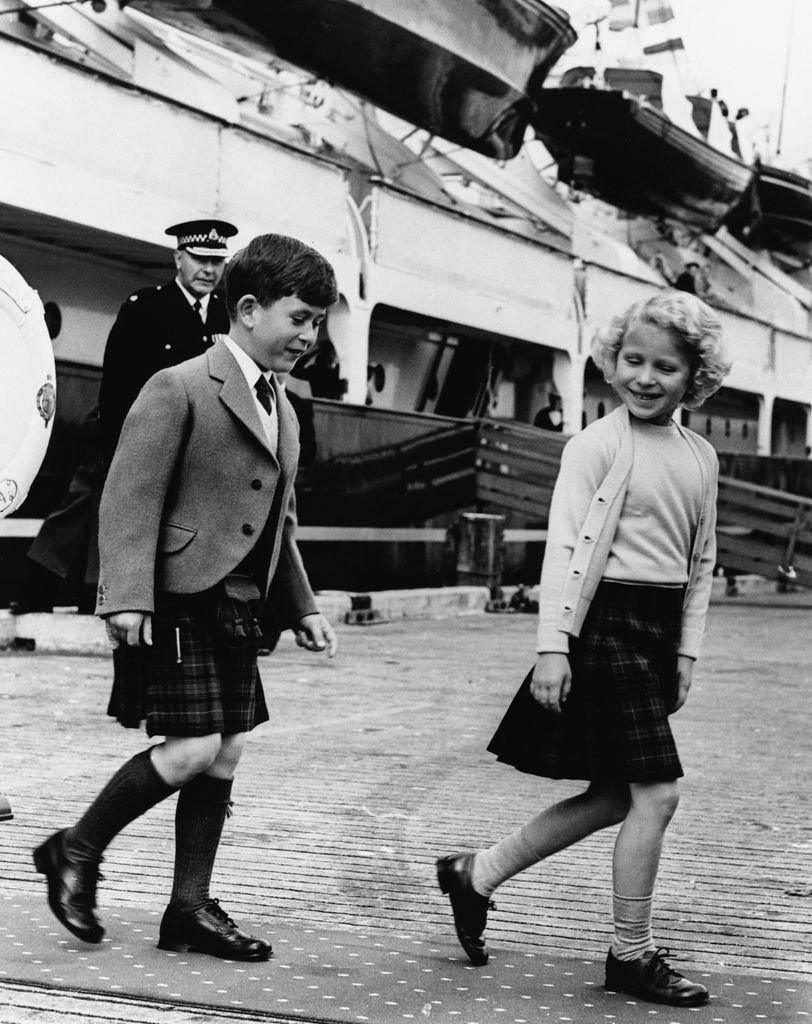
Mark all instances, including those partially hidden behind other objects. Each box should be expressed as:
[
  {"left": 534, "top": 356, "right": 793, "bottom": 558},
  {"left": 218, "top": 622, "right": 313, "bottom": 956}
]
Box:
[
  {"left": 209, "top": 733, "right": 246, "bottom": 779},
  {"left": 154, "top": 734, "right": 222, "bottom": 786}
]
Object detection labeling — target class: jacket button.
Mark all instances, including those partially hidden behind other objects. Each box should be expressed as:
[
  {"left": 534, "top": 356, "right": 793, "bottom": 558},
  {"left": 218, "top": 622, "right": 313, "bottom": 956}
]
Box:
[
  {"left": 251, "top": 479, "right": 262, "bottom": 490},
  {"left": 242, "top": 523, "right": 255, "bottom": 536}
]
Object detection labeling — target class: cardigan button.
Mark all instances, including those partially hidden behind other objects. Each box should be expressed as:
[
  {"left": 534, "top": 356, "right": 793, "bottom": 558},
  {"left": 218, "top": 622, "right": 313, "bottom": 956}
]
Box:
[
  {"left": 242, "top": 523, "right": 255, "bottom": 536},
  {"left": 251, "top": 479, "right": 262, "bottom": 490}
]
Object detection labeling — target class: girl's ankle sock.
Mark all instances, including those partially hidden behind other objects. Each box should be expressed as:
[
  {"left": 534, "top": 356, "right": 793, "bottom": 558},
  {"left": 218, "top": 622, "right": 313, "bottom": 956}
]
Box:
[
  {"left": 610, "top": 891, "right": 656, "bottom": 961},
  {"left": 472, "top": 828, "right": 541, "bottom": 897}
]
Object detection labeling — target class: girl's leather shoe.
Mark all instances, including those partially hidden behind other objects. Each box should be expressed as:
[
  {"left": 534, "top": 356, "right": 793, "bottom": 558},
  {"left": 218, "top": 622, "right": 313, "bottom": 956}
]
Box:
[
  {"left": 605, "top": 948, "right": 710, "bottom": 1006},
  {"left": 32, "top": 830, "right": 104, "bottom": 944},
  {"left": 158, "top": 898, "right": 272, "bottom": 961},
  {"left": 436, "top": 852, "right": 493, "bottom": 966}
]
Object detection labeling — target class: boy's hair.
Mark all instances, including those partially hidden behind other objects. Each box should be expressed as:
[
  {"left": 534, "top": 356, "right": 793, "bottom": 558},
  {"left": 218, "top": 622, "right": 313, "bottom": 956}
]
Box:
[
  {"left": 590, "top": 289, "right": 732, "bottom": 410},
  {"left": 224, "top": 233, "right": 339, "bottom": 318}
]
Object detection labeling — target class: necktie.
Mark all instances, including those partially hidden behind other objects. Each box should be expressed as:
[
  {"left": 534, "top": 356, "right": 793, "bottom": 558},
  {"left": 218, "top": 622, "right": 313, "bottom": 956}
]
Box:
[
  {"left": 193, "top": 299, "right": 204, "bottom": 321},
  {"left": 254, "top": 375, "right": 274, "bottom": 416}
]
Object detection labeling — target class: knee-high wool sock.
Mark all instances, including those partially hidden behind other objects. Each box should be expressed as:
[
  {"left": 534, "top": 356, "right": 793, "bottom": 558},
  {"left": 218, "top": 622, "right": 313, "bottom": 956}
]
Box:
[
  {"left": 66, "top": 748, "right": 177, "bottom": 861},
  {"left": 169, "top": 773, "right": 233, "bottom": 912},
  {"left": 610, "top": 892, "right": 656, "bottom": 961}
]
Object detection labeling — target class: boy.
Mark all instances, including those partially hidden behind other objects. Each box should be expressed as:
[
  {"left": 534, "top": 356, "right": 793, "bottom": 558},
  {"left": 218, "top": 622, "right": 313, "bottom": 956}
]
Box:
[{"left": 34, "top": 234, "right": 339, "bottom": 962}]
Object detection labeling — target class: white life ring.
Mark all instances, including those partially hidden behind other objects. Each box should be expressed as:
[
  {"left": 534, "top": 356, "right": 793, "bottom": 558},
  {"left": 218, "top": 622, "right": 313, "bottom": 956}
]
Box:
[{"left": 0, "top": 255, "right": 56, "bottom": 519}]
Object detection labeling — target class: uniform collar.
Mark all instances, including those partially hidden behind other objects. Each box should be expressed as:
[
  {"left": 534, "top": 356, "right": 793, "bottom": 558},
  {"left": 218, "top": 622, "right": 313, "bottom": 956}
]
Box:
[{"left": 174, "top": 278, "right": 211, "bottom": 316}]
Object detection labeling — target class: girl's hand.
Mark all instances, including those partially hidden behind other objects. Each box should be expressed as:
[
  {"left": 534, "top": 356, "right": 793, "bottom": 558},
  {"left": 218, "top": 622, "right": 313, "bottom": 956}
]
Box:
[
  {"left": 530, "top": 652, "right": 572, "bottom": 714},
  {"left": 671, "top": 655, "right": 695, "bottom": 713}
]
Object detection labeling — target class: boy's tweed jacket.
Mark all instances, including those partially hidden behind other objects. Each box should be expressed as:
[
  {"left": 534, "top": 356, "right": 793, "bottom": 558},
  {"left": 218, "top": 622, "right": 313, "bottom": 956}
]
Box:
[{"left": 95, "top": 338, "right": 316, "bottom": 627}]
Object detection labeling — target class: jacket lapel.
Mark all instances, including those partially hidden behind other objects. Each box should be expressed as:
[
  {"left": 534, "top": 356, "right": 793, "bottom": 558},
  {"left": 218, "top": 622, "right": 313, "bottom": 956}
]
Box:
[
  {"left": 272, "top": 379, "right": 300, "bottom": 479},
  {"left": 209, "top": 340, "right": 277, "bottom": 458}
]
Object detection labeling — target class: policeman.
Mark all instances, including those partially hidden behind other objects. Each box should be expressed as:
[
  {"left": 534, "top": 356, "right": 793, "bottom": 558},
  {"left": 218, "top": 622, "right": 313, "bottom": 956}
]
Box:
[{"left": 98, "top": 219, "right": 238, "bottom": 464}]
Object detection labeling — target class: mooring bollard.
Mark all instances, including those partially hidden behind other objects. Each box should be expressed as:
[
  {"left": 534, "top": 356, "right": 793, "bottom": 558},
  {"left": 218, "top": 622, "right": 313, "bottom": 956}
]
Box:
[{"left": 0, "top": 794, "right": 12, "bottom": 821}]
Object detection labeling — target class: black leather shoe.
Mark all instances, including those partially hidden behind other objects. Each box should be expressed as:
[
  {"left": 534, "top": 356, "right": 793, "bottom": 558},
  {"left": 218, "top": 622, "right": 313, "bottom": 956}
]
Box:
[
  {"left": 32, "top": 830, "right": 104, "bottom": 944},
  {"left": 158, "top": 899, "right": 272, "bottom": 961},
  {"left": 436, "top": 852, "right": 493, "bottom": 966},
  {"left": 605, "top": 948, "right": 710, "bottom": 1006}
]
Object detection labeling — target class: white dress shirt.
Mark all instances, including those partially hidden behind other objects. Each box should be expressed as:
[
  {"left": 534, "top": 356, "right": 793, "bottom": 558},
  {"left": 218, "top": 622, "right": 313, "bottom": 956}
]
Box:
[{"left": 220, "top": 335, "right": 278, "bottom": 452}]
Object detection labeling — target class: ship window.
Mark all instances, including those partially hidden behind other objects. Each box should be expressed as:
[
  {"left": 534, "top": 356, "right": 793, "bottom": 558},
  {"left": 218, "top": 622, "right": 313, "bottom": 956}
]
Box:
[
  {"left": 705, "top": 417, "right": 712, "bottom": 435},
  {"left": 724, "top": 419, "right": 731, "bottom": 437},
  {"left": 742, "top": 422, "right": 749, "bottom": 438},
  {"left": 597, "top": 401, "right": 605, "bottom": 418},
  {"left": 682, "top": 411, "right": 691, "bottom": 427}
]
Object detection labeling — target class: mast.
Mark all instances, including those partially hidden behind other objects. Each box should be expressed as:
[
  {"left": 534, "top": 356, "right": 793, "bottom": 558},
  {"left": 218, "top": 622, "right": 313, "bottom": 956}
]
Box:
[{"left": 775, "top": 0, "right": 797, "bottom": 158}]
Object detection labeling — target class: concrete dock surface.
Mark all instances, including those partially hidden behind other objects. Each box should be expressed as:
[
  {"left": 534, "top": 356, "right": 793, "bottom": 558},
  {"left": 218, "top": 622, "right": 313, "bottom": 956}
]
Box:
[{"left": 0, "top": 597, "right": 810, "bottom": 1023}]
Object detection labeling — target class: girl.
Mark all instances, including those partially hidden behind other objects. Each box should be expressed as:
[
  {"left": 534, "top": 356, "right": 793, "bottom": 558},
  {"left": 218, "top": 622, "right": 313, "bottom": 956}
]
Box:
[{"left": 437, "top": 290, "right": 731, "bottom": 1008}]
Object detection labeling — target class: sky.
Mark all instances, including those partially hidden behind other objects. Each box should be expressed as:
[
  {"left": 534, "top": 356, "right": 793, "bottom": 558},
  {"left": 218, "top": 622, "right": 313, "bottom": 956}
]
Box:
[
  {"left": 556, "top": 0, "right": 812, "bottom": 173},
  {"left": 676, "top": 0, "right": 812, "bottom": 171}
]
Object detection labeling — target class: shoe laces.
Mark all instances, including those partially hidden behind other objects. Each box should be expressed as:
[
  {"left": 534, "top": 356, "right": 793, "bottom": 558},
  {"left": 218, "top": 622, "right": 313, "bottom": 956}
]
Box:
[
  {"left": 647, "top": 947, "right": 684, "bottom": 983},
  {"left": 206, "top": 897, "right": 238, "bottom": 929}
]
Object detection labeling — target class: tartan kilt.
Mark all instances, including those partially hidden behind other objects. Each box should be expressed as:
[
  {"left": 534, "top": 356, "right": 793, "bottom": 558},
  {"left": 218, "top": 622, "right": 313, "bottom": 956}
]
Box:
[
  {"left": 107, "top": 589, "right": 269, "bottom": 737},
  {"left": 487, "top": 582, "right": 684, "bottom": 782}
]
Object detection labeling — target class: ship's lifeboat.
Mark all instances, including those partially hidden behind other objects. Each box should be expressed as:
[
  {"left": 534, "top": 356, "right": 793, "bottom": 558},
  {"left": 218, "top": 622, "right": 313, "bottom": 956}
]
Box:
[
  {"left": 531, "top": 87, "right": 755, "bottom": 232},
  {"left": 728, "top": 163, "right": 812, "bottom": 264},
  {"left": 130, "top": 0, "right": 576, "bottom": 159}
]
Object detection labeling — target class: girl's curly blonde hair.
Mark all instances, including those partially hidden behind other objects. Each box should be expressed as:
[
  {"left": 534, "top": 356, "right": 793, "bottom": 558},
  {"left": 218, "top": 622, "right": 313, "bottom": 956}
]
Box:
[{"left": 590, "top": 290, "right": 732, "bottom": 410}]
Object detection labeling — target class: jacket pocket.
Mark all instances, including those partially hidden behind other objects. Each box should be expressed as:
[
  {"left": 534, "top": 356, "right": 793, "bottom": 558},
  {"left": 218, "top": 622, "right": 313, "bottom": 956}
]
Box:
[{"left": 159, "top": 522, "right": 197, "bottom": 553}]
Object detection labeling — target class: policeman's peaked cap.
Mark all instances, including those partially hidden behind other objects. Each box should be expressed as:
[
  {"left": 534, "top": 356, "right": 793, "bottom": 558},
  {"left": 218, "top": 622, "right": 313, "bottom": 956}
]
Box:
[{"left": 166, "top": 219, "right": 238, "bottom": 258}]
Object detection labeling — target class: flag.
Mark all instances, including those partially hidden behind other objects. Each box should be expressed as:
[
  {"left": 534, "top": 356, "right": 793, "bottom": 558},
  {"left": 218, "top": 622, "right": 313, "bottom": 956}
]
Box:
[{"left": 608, "top": 0, "right": 636, "bottom": 30}]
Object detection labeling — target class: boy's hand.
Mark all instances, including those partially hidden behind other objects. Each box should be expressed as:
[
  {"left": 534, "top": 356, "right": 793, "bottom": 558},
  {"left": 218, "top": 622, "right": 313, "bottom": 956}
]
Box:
[
  {"left": 105, "top": 611, "right": 152, "bottom": 649},
  {"left": 671, "top": 655, "right": 695, "bottom": 713},
  {"left": 294, "top": 613, "right": 338, "bottom": 658},
  {"left": 530, "top": 652, "right": 571, "bottom": 714}
]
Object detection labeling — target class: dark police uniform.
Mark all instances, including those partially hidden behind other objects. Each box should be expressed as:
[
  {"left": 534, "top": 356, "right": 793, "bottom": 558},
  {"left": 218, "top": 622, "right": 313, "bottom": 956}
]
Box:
[
  {"left": 98, "top": 218, "right": 238, "bottom": 465},
  {"left": 98, "top": 280, "right": 230, "bottom": 465}
]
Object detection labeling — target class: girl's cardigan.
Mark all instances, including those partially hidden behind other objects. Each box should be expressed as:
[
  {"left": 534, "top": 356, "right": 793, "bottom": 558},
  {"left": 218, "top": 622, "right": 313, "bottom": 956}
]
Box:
[{"left": 537, "top": 406, "right": 719, "bottom": 660}]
